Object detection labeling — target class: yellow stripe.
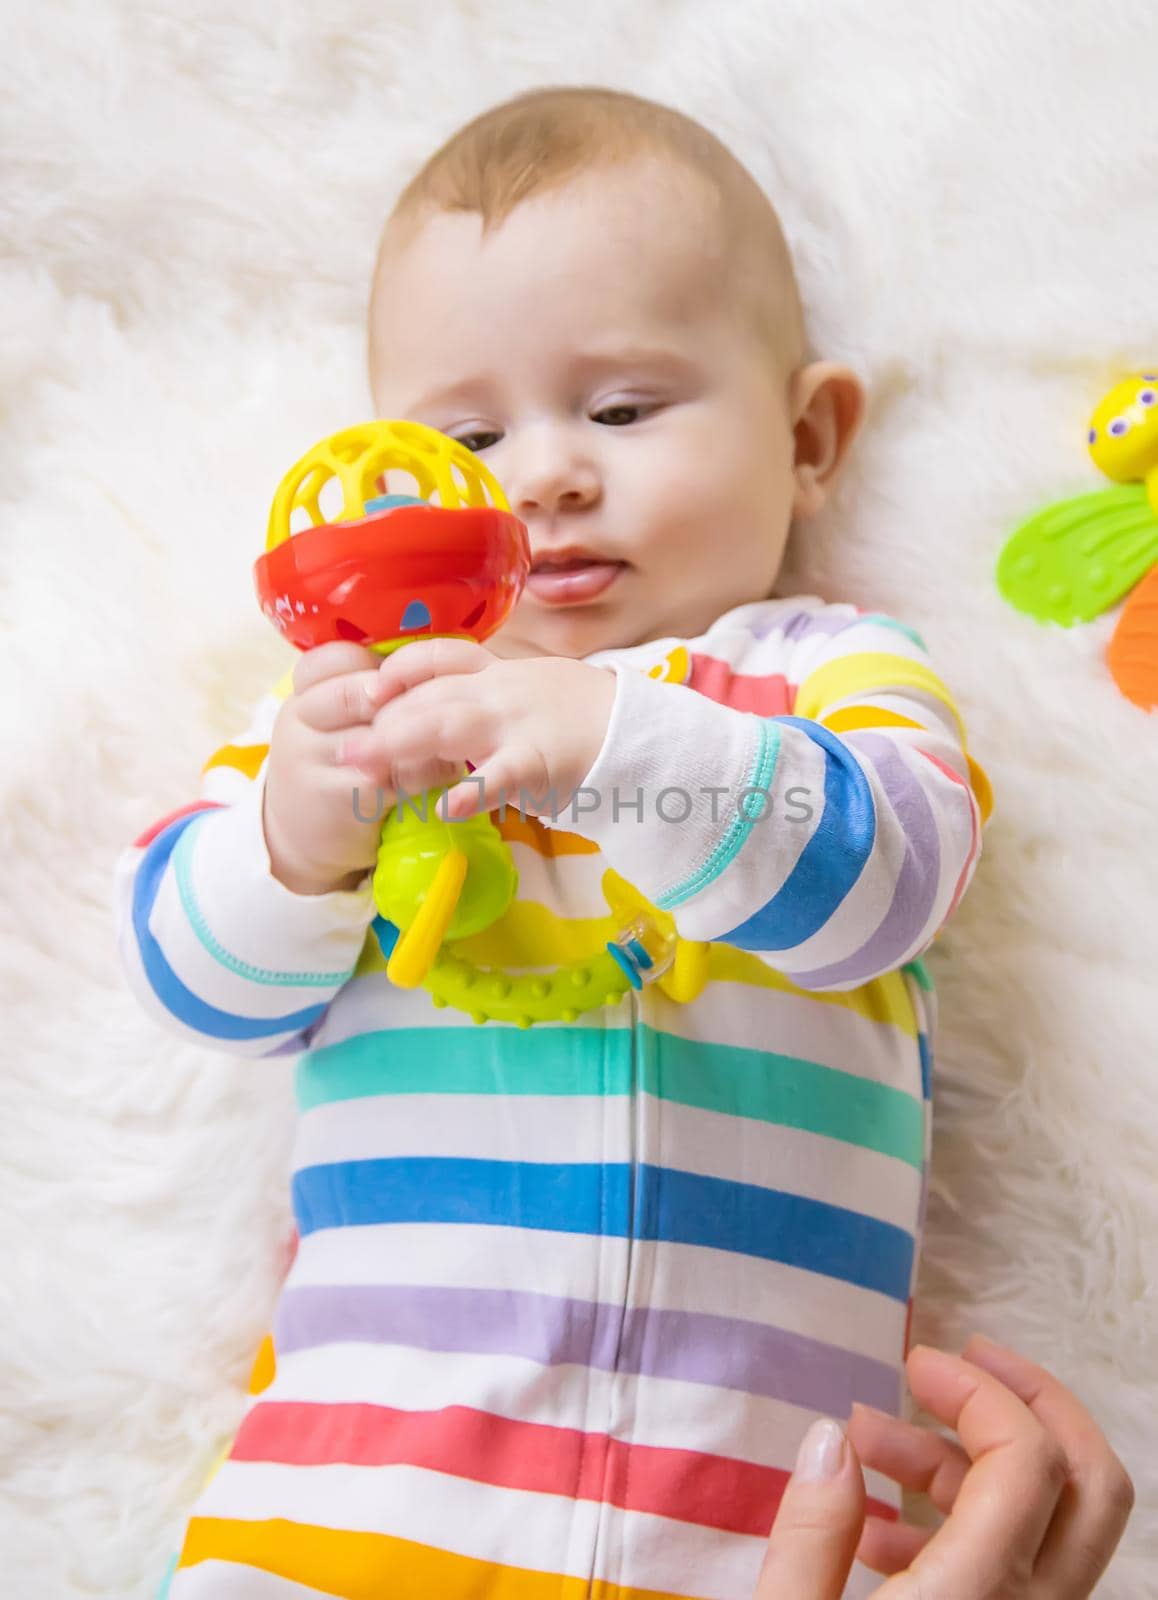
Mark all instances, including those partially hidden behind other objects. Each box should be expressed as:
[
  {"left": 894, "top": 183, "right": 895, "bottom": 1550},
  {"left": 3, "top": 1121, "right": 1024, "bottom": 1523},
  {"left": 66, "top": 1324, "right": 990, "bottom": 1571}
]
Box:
[
  {"left": 247, "top": 1334, "right": 276, "bottom": 1395},
  {"left": 821, "top": 707, "right": 922, "bottom": 733},
  {"left": 274, "top": 667, "right": 295, "bottom": 700},
  {"left": 201, "top": 742, "right": 269, "bottom": 779},
  {"left": 353, "top": 903, "right": 917, "bottom": 1035},
  {"left": 966, "top": 754, "right": 994, "bottom": 824},
  {"left": 179, "top": 1518, "right": 698, "bottom": 1600},
  {"left": 795, "top": 652, "right": 965, "bottom": 741}
]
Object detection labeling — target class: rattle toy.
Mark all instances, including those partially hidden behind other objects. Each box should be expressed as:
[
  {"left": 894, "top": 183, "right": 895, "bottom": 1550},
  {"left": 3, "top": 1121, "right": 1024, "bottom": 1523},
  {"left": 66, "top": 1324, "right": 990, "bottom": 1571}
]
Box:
[
  {"left": 254, "top": 419, "right": 710, "bottom": 1026},
  {"left": 996, "top": 371, "right": 1158, "bottom": 709}
]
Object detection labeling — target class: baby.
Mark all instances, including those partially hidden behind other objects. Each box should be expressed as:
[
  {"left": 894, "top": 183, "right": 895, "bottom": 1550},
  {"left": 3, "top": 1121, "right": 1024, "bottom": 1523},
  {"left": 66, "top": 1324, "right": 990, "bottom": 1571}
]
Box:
[{"left": 116, "top": 86, "right": 989, "bottom": 1600}]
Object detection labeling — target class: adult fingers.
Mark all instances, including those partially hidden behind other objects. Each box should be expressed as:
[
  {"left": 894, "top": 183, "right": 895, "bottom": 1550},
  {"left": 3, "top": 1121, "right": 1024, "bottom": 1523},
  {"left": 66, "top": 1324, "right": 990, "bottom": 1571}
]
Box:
[
  {"left": 846, "top": 1402, "right": 967, "bottom": 1576},
  {"left": 374, "top": 637, "right": 493, "bottom": 707},
  {"left": 960, "top": 1334, "right": 1135, "bottom": 1597},
  {"left": 888, "top": 1345, "right": 1070, "bottom": 1598},
  {"left": 752, "top": 1419, "right": 865, "bottom": 1600},
  {"left": 848, "top": 1402, "right": 970, "bottom": 1513}
]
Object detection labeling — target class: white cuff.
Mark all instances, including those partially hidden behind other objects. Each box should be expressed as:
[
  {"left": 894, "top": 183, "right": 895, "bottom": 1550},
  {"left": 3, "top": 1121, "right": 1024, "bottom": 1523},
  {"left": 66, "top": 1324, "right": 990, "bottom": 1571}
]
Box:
[
  {"left": 183, "top": 778, "right": 377, "bottom": 981},
  {"left": 570, "top": 665, "right": 761, "bottom": 907}
]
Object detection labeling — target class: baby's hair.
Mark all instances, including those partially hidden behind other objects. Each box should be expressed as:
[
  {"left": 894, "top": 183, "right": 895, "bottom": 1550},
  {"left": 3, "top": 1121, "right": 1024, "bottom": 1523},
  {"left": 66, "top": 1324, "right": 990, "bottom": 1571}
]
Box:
[{"left": 368, "top": 84, "right": 804, "bottom": 386}]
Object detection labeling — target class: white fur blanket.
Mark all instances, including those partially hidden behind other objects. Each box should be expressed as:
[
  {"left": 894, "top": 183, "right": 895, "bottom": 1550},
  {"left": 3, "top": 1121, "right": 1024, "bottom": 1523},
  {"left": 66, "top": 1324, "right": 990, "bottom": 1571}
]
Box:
[{"left": 2, "top": 1, "right": 1155, "bottom": 1594}]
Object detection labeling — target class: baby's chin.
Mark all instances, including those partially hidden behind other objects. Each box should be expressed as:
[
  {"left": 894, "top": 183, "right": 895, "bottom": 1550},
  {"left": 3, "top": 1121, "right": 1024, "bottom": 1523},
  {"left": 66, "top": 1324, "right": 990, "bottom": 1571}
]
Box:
[{"left": 489, "top": 606, "right": 653, "bottom": 662}]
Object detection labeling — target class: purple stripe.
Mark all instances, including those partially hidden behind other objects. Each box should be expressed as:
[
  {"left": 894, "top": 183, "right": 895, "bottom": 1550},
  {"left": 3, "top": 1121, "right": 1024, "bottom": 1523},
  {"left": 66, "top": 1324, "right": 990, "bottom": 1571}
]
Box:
[
  {"left": 790, "top": 733, "right": 941, "bottom": 988},
  {"left": 749, "top": 606, "right": 854, "bottom": 643},
  {"left": 275, "top": 1283, "right": 900, "bottom": 1415}
]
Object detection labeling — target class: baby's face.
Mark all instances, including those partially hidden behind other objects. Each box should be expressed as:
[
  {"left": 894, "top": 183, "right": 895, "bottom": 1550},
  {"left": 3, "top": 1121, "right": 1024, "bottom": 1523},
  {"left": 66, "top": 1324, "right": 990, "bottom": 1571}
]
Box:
[{"left": 369, "top": 157, "right": 799, "bottom": 660}]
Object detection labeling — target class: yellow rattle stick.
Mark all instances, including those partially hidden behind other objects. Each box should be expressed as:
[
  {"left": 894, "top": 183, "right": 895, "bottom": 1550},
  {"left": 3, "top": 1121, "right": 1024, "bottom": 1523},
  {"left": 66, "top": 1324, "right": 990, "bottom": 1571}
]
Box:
[{"left": 257, "top": 419, "right": 710, "bottom": 1022}]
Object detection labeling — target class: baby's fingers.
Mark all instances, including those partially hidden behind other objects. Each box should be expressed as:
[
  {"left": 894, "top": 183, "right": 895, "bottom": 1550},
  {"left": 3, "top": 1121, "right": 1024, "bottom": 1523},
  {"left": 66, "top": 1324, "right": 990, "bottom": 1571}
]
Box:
[
  {"left": 292, "top": 641, "right": 383, "bottom": 695},
  {"left": 293, "top": 648, "right": 392, "bottom": 735}
]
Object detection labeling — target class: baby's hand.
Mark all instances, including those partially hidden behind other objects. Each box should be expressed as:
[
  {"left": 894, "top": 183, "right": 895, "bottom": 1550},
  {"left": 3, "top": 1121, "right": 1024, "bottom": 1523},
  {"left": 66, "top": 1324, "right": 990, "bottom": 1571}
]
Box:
[
  {"left": 262, "top": 642, "right": 434, "bottom": 895},
  {"left": 339, "top": 639, "right": 617, "bottom": 823}
]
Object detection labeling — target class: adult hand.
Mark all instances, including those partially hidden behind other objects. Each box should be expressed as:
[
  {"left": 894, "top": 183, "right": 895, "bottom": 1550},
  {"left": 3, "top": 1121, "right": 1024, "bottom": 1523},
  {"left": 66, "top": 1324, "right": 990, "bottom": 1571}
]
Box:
[{"left": 754, "top": 1332, "right": 1134, "bottom": 1598}]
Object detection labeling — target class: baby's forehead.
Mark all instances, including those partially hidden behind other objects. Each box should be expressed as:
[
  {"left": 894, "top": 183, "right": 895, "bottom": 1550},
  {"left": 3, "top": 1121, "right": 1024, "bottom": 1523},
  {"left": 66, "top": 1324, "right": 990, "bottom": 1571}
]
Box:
[
  {"left": 375, "top": 160, "right": 729, "bottom": 324},
  {"left": 370, "top": 153, "right": 799, "bottom": 392}
]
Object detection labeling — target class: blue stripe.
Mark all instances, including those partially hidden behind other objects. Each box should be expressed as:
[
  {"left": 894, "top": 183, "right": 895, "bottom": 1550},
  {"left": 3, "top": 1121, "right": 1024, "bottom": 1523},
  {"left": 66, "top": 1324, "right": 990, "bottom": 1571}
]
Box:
[
  {"left": 291, "top": 1157, "right": 913, "bottom": 1301},
  {"left": 918, "top": 1031, "right": 932, "bottom": 1101},
  {"left": 721, "top": 716, "right": 876, "bottom": 950},
  {"left": 131, "top": 813, "right": 327, "bottom": 1042}
]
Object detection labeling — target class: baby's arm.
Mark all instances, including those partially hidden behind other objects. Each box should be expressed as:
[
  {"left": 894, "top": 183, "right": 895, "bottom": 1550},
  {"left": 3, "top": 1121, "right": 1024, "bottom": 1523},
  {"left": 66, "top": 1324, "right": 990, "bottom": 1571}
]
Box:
[
  {"left": 572, "top": 599, "right": 987, "bottom": 991},
  {"left": 112, "top": 645, "right": 395, "bottom": 1056}
]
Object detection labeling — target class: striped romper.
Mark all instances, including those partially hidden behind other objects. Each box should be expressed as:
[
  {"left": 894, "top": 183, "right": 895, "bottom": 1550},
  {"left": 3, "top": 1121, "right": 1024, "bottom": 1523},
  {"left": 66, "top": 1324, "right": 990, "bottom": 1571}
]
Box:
[{"left": 114, "top": 594, "right": 987, "bottom": 1600}]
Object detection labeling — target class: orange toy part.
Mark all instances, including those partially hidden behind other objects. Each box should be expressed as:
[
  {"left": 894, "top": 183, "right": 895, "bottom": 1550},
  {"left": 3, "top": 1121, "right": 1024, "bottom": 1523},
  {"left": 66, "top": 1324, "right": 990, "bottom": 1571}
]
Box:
[{"left": 1107, "top": 561, "right": 1158, "bottom": 709}]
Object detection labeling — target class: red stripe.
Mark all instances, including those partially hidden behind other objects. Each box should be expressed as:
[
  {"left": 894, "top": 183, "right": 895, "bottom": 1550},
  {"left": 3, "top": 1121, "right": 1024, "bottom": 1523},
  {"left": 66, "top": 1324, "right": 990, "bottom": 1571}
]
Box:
[
  {"left": 233, "top": 1400, "right": 898, "bottom": 1536},
  {"left": 915, "top": 748, "right": 980, "bottom": 918},
  {"left": 688, "top": 654, "right": 792, "bottom": 715},
  {"left": 131, "top": 801, "right": 222, "bottom": 848}
]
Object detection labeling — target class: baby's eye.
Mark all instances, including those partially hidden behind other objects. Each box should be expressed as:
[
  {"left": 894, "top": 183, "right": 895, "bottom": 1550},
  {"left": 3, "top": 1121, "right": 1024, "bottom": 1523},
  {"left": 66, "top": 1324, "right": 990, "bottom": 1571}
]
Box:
[
  {"left": 592, "top": 403, "right": 647, "bottom": 427},
  {"left": 453, "top": 429, "right": 502, "bottom": 453}
]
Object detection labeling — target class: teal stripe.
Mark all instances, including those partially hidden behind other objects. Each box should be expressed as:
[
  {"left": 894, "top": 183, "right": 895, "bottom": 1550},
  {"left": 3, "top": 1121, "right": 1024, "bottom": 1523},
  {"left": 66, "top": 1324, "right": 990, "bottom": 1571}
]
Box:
[
  {"left": 297, "top": 1023, "right": 923, "bottom": 1167},
  {"left": 657, "top": 718, "right": 781, "bottom": 910},
  {"left": 173, "top": 814, "right": 355, "bottom": 988},
  {"left": 903, "top": 956, "right": 935, "bottom": 992},
  {"left": 859, "top": 613, "right": 928, "bottom": 650}
]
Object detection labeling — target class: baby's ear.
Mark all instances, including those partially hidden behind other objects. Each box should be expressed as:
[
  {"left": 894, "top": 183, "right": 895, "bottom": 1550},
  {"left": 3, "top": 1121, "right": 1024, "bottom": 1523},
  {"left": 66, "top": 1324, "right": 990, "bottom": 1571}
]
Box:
[{"left": 788, "top": 362, "right": 866, "bottom": 519}]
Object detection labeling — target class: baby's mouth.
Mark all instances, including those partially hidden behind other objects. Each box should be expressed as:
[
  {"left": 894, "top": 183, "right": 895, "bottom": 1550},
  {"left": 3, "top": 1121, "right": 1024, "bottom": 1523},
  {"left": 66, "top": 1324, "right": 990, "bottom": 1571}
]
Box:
[{"left": 527, "top": 552, "right": 627, "bottom": 606}]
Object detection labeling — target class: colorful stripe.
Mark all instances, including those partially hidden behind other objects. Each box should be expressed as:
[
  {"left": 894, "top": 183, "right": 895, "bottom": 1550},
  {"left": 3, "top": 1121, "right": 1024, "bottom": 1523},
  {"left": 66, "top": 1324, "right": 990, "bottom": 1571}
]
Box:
[
  {"left": 202, "top": 741, "right": 269, "bottom": 779},
  {"left": 721, "top": 717, "right": 876, "bottom": 950},
  {"left": 296, "top": 1025, "right": 924, "bottom": 1166},
  {"left": 687, "top": 654, "right": 791, "bottom": 713},
  {"left": 274, "top": 1283, "right": 904, "bottom": 1411},
  {"left": 178, "top": 1517, "right": 704, "bottom": 1600},
  {"left": 289, "top": 1158, "right": 914, "bottom": 1299},
  {"left": 131, "top": 799, "right": 220, "bottom": 849},
  {"left": 131, "top": 812, "right": 328, "bottom": 1042},
  {"left": 229, "top": 1399, "right": 900, "bottom": 1535},
  {"left": 789, "top": 732, "right": 941, "bottom": 988},
  {"left": 794, "top": 650, "right": 965, "bottom": 740}
]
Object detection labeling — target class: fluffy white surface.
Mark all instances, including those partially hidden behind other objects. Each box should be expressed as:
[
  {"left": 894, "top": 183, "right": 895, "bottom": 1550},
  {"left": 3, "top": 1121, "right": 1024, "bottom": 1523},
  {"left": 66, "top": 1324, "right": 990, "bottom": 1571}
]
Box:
[{"left": 2, "top": 1, "right": 1156, "bottom": 1594}]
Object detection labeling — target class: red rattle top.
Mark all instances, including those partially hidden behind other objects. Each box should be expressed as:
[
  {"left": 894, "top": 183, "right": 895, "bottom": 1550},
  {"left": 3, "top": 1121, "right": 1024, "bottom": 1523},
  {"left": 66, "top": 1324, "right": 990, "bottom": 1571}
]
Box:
[{"left": 254, "top": 420, "right": 530, "bottom": 654}]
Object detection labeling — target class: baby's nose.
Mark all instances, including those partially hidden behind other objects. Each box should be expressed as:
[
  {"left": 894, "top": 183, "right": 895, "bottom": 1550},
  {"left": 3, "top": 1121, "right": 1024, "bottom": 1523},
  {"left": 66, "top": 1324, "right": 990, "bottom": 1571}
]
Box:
[{"left": 507, "top": 434, "right": 601, "bottom": 515}]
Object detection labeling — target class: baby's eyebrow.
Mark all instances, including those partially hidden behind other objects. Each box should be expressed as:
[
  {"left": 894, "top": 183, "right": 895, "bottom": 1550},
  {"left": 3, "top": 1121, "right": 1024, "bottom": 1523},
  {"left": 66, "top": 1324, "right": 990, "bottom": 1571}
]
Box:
[{"left": 568, "top": 344, "right": 696, "bottom": 378}]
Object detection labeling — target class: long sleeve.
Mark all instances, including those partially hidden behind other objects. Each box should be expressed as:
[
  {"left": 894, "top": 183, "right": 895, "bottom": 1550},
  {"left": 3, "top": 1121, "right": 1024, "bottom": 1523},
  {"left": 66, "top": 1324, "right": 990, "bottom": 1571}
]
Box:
[
  {"left": 572, "top": 599, "right": 989, "bottom": 992},
  {"left": 113, "top": 678, "right": 377, "bottom": 1057}
]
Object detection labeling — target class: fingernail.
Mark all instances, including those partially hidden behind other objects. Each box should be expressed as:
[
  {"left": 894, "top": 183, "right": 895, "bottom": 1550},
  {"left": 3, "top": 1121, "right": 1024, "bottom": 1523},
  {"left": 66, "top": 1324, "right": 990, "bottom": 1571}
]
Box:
[
  {"left": 850, "top": 1401, "right": 891, "bottom": 1421},
  {"left": 795, "top": 1419, "right": 846, "bottom": 1482}
]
